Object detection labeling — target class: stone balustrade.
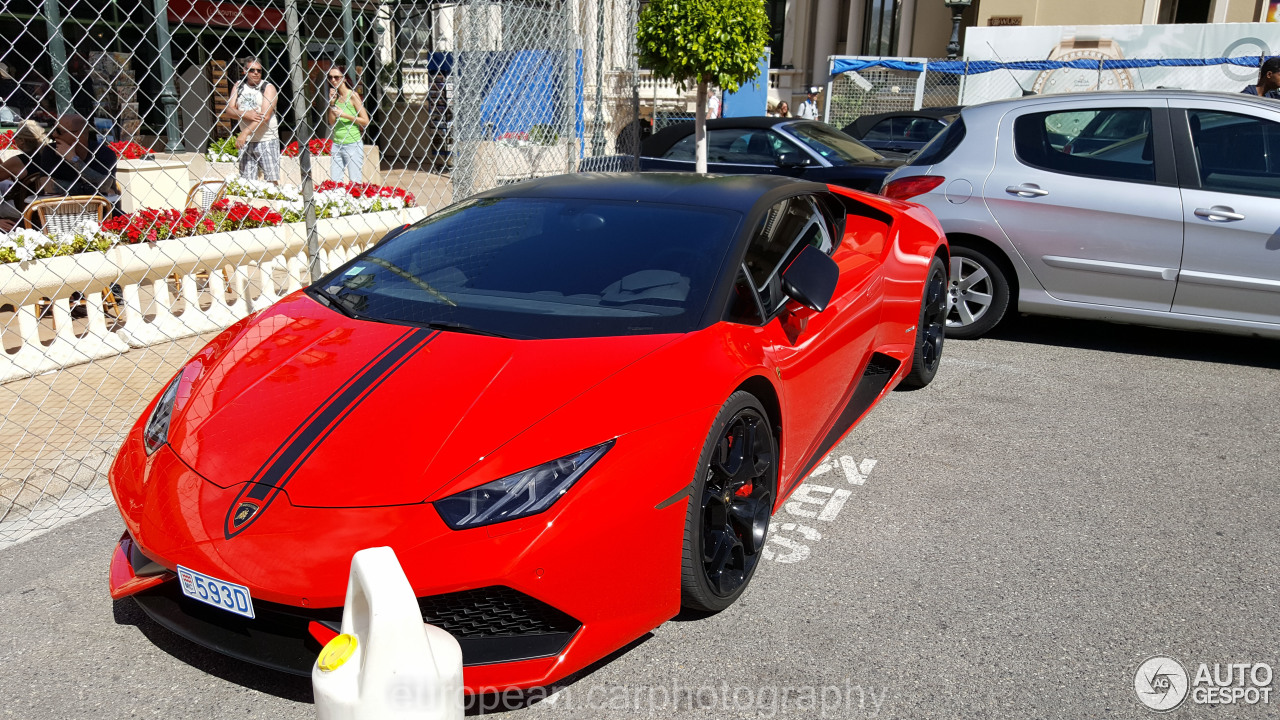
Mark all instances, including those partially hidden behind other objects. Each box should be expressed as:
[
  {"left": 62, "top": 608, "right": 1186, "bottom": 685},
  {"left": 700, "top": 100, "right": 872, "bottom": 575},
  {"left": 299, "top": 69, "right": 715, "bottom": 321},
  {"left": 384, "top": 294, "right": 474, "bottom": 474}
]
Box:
[{"left": 0, "top": 206, "right": 429, "bottom": 384}]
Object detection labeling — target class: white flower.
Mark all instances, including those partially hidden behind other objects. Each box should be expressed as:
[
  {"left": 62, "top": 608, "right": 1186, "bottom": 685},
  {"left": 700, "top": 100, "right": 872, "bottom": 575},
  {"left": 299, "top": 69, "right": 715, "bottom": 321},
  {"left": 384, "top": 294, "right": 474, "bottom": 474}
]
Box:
[{"left": 1, "top": 228, "right": 51, "bottom": 261}]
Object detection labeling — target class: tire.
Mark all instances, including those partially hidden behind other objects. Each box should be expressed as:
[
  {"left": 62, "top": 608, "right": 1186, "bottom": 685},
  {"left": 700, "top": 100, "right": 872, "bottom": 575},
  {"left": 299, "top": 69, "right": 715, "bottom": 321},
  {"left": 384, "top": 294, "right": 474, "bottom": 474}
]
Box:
[
  {"left": 900, "top": 255, "right": 947, "bottom": 389},
  {"left": 681, "top": 392, "right": 777, "bottom": 613},
  {"left": 946, "top": 245, "right": 1011, "bottom": 339}
]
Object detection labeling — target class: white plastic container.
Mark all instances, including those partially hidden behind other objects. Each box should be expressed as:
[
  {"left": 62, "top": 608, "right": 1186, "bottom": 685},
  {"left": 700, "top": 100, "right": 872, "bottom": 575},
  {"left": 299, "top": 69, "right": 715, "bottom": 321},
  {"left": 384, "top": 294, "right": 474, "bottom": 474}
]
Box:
[{"left": 313, "top": 546, "right": 464, "bottom": 720}]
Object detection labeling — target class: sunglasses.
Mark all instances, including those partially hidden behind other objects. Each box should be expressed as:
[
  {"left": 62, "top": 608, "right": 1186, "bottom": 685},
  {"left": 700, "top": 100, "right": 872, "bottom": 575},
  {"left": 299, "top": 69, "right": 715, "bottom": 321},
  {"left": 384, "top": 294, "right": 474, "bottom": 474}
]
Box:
[
  {"left": 247, "top": 67, "right": 263, "bottom": 73},
  {"left": 328, "top": 74, "right": 343, "bottom": 79}
]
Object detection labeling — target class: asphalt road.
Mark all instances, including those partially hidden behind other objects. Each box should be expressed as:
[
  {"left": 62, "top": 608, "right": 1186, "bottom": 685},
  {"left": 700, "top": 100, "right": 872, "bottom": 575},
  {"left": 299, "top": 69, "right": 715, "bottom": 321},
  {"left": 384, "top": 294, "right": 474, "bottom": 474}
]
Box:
[{"left": 2, "top": 315, "right": 1277, "bottom": 720}]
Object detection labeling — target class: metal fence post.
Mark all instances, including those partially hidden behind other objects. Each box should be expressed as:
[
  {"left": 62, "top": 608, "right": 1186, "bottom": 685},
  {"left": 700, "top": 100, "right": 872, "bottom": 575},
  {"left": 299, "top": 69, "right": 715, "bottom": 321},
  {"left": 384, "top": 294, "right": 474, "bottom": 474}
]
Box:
[
  {"left": 150, "top": 0, "right": 185, "bottom": 152},
  {"left": 913, "top": 59, "right": 927, "bottom": 111},
  {"left": 43, "top": 0, "right": 71, "bottom": 116},
  {"left": 591, "top": 0, "right": 607, "bottom": 155},
  {"left": 342, "top": 0, "right": 357, "bottom": 78},
  {"left": 286, "top": 0, "right": 321, "bottom": 281},
  {"left": 823, "top": 57, "right": 834, "bottom": 124}
]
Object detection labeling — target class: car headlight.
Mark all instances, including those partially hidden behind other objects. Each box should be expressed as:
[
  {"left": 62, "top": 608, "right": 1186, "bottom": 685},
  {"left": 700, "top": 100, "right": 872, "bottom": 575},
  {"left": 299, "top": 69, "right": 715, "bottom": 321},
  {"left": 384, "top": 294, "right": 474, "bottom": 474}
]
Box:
[
  {"left": 143, "top": 377, "right": 181, "bottom": 455},
  {"left": 433, "top": 440, "right": 614, "bottom": 529},
  {"left": 142, "top": 361, "right": 202, "bottom": 455}
]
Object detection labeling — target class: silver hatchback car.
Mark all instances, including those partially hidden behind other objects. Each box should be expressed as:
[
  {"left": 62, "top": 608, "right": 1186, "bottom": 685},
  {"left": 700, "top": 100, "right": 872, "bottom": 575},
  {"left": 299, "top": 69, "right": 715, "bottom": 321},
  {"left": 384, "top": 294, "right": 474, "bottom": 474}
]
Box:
[{"left": 881, "top": 90, "right": 1280, "bottom": 339}]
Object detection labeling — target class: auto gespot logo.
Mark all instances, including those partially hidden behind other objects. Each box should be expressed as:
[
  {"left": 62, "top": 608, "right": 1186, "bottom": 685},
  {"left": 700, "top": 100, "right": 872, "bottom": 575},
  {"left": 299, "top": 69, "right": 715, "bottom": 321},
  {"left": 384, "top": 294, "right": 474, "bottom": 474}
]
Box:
[{"left": 1135, "top": 656, "right": 1274, "bottom": 712}]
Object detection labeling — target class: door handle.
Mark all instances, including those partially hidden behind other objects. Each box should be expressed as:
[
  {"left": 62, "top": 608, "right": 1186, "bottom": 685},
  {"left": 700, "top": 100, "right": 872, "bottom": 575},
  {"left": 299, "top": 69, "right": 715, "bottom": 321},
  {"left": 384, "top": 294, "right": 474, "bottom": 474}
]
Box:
[
  {"left": 1194, "top": 206, "right": 1245, "bottom": 222},
  {"left": 1006, "top": 184, "right": 1049, "bottom": 197}
]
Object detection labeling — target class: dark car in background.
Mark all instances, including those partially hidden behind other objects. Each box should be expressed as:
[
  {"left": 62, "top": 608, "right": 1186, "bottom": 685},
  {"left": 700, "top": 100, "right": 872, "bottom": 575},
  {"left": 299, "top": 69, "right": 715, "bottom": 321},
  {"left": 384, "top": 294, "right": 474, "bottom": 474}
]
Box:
[
  {"left": 842, "top": 107, "right": 960, "bottom": 156},
  {"left": 637, "top": 117, "right": 905, "bottom": 193}
]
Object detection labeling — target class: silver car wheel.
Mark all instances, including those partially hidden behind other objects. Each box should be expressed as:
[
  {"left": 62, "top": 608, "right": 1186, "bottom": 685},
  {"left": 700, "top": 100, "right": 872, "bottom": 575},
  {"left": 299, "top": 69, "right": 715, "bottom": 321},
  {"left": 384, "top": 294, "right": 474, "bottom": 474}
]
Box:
[{"left": 948, "top": 257, "right": 994, "bottom": 328}]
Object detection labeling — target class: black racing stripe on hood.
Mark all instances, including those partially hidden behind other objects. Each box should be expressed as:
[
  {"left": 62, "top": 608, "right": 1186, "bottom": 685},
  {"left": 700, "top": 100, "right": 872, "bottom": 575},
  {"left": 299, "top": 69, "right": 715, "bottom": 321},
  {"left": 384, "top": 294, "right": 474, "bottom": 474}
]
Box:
[{"left": 224, "top": 328, "right": 436, "bottom": 538}]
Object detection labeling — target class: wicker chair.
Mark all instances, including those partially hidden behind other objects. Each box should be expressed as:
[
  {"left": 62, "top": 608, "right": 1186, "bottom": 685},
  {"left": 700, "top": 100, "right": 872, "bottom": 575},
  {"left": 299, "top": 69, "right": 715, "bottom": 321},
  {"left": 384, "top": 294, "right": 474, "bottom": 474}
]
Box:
[
  {"left": 24, "top": 195, "right": 116, "bottom": 317},
  {"left": 23, "top": 195, "right": 112, "bottom": 234},
  {"left": 185, "top": 179, "right": 228, "bottom": 211}
]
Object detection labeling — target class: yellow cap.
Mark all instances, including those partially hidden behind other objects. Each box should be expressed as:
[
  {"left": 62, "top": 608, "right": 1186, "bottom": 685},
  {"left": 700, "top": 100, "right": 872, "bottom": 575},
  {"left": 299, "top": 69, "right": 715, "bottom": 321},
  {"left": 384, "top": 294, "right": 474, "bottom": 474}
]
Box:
[{"left": 317, "top": 633, "right": 358, "bottom": 672}]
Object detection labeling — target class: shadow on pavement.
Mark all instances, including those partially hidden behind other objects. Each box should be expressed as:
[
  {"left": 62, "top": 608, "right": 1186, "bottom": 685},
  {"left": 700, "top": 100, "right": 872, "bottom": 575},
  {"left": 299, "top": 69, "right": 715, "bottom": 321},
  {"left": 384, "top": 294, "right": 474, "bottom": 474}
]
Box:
[
  {"left": 112, "top": 598, "right": 314, "bottom": 704},
  {"left": 980, "top": 314, "right": 1280, "bottom": 370},
  {"left": 465, "top": 633, "right": 654, "bottom": 716}
]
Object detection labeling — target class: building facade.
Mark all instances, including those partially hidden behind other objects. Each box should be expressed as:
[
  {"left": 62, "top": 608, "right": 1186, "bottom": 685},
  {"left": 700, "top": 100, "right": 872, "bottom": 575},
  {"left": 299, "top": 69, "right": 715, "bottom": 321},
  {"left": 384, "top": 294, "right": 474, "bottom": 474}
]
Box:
[
  {"left": 770, "top": 0, "right": 1273, "bottom": 109},
  {"left": 1, "top": 0, "right": 384, "bottom": 151}
]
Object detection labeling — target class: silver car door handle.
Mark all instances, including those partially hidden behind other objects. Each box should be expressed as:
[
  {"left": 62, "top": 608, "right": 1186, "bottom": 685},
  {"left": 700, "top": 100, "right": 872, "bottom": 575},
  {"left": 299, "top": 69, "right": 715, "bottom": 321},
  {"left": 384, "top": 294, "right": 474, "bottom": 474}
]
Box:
[
  {"left": 1193, "top": 206, "right": 1245, "bottom": 222},
  {"left": 1006, "top": 184, "right": 1049, "bottom": 197}
]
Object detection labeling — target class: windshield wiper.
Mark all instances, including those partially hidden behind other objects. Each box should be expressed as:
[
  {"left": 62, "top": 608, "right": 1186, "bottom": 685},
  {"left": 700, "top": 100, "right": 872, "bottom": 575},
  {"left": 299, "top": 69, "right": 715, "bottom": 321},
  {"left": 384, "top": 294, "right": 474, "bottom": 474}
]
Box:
[
  {"left": 307, "top": 287, "right": 358, "bottom": 318},
  {"left": 364, "top": 256, "right": 457, "bottom": 307},
  {"left": 422, "top": 320, "right": 511, "bottom": 339}
]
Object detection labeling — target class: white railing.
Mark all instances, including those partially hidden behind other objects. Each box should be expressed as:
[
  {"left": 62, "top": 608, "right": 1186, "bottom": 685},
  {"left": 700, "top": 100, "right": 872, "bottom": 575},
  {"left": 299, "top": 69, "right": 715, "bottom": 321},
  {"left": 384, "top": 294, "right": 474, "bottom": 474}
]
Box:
[
  {"left": 0, "top": 207, "right": 429, "bottom": 385},
  {"left": 636, "top": 70, "right": 696, "bottom": 104},
  {"left": 768, "top": 69, "right": 803, "bottom": 91}
]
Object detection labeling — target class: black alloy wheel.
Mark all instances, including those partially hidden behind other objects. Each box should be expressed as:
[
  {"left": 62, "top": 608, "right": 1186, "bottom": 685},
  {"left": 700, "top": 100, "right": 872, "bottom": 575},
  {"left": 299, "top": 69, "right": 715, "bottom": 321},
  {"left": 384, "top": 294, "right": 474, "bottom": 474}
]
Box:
[
  {"left": 900, "top": 255, "right": 947, "bottom": 389},
  {"left": 681, "top": 392, "right": 777, "bottom": 612}
]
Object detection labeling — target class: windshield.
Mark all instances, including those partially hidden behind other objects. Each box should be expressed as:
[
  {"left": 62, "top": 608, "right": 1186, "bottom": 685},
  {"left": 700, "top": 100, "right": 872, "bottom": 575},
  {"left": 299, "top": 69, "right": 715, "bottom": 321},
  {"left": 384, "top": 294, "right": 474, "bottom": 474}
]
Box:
[
  {"left": 312, "top": 197, "right": 741, "bottom": 339},
  {"left": 786, "top": 122, "right": 884, "bottom": 165}
]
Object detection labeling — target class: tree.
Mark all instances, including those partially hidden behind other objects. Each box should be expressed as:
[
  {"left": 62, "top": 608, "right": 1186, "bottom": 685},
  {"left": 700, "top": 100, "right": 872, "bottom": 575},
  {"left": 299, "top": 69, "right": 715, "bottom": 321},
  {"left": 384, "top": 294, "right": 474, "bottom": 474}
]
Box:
[{"left": 637, "top": 0, "right": 770, "bottom": 173}]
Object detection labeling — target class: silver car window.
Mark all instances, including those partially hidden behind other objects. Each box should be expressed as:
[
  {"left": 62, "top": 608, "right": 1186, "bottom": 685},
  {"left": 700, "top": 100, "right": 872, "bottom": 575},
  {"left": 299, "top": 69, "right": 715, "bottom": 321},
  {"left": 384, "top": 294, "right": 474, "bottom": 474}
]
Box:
[
  {"left": 1187, "top": 110, "right": 1280, "bottom": 199},
  {"left": 1014, "top": 108, "right": 1156, "bottom": 184}
]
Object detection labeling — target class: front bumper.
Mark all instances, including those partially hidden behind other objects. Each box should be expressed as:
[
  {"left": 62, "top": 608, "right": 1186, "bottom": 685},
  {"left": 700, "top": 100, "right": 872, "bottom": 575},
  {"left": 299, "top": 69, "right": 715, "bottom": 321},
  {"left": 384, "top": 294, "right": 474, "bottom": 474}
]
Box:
[
  {"left": 107, "top": 407, "right": 712, "bottom": 690},
  {"left": 122, "top": 557, "right": 580, "bottom": 676}
]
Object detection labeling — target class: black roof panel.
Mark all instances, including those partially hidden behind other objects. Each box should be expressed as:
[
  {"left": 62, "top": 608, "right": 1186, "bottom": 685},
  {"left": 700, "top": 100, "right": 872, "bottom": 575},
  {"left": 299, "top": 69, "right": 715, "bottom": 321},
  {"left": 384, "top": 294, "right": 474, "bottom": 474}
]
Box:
[{"left": 473, "top": 172, "right": 827, "bottom": 215}]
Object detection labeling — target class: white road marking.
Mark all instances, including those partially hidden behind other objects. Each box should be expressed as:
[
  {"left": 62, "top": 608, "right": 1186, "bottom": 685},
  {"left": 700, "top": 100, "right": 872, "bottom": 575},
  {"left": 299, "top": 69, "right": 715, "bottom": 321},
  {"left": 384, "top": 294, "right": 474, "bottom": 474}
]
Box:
[
  {"left": 840, "top": 456, "right": 877, "bottom": 485},
  {"left": 763, "top": 456, "right": 876, "bottom": 564},
  {"left": 817, "top": 488, "right": 853, "bottom": 522},
  {"left": 762, "top": 523, "right": 822, "bottom": 563},
  {"left": 784, "top": 484, "right": 853, "bottom": 522}
]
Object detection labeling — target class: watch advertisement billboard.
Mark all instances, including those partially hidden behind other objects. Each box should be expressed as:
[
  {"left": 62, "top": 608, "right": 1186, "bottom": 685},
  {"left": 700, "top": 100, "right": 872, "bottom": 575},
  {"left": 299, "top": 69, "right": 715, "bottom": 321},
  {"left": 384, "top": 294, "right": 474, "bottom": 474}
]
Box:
[{"left": 960, "top": 23, "right": 1280, "bottom": 105}]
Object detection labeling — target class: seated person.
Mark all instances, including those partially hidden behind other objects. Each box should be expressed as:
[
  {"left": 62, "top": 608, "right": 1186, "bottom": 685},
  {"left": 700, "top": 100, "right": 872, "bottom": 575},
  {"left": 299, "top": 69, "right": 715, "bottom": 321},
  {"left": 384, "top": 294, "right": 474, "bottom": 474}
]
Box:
[
  {"left": 31, "top": 113, "right": 117, "bottom": 198},
  {"left": 0, "top": 120, "right": 51, "bottom": 232}
]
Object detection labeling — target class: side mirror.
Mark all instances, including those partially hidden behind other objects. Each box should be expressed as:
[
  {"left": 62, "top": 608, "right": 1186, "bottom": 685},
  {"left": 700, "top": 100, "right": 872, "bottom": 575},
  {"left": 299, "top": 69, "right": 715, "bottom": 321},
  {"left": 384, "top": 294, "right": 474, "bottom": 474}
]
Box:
[
  {"left": 781, "top": 245, "right": 839, "bottom": 312},
  {"left": 775, "top": 152, "right": 812, "bottom": 168}
]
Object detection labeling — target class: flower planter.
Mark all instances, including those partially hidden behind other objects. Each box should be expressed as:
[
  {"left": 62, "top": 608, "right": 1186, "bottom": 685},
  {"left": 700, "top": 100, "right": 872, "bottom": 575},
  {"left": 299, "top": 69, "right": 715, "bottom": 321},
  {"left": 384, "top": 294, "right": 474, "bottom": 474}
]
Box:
[{"left": 117, "top": 157, "right": 192, "bottom": 213}]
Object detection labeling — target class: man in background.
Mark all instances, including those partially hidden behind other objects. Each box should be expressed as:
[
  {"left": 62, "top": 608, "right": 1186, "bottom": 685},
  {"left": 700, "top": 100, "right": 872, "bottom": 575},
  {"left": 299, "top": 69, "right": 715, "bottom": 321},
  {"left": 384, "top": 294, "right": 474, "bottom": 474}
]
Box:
[
  {"left": 1241, "top": 57, "right": 1280, "bottom": 99},
  {"left": 796, "top": 86, "right": 820, "bottom": 120},
  {"left": 31, "top": 113, "right": 117, "bottom": 197},
  {"left": 226, "top": 57, "right": 280, "bottom": 184}
]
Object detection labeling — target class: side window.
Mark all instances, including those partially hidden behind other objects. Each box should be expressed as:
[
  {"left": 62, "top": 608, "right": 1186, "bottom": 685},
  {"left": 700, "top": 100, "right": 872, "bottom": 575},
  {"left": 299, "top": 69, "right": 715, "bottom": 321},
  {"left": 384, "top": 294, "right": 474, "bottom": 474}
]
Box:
[
  {"left": 1188, "top": 110, "right": 1280, "bottom": 199},
  {"left": 725, "top": 268, "right": 766, "bottom": 325},
  {"left": 744, "top": 196, "right": 832, "bottom": 313},
  {"left": 904, "top": 118, "right": 946, "bottom": 142},
  {"left": 862, "top": 118, "right": 897, "bottom": 141},
  {"left": 662, "top": 129, "right": 802, "bottom": 164},
  {"left": 708, "top": 129, "right": 779, "bottom": 164},
  {"left": 662, "top": 134, "right": 697, "bottom": 161},
  {"left": 1014, "top": 108, "right": 1155, "bottom": 183}
]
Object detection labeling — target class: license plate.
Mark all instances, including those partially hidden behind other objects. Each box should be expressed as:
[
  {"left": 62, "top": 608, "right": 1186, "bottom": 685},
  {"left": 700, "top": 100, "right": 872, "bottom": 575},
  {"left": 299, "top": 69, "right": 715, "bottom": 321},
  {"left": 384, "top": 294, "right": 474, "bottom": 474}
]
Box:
[{"left": 177, "top": 565, "right": 255, "bottom": 619}]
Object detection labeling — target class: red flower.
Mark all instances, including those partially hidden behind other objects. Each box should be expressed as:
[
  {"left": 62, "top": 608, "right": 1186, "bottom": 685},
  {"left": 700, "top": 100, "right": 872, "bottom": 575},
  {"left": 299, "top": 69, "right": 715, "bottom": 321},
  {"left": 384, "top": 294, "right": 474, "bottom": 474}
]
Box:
[
  {"left": 227, "top": 203, "right": 252, "bottom": 222},
  {"left": 0, "top": 130, "right": 12, "bottom": 151},
  {"left": 108, "top": 141, "right": 154, "bottom": 160},
  {"left": 211, "top": 199, "right": 231, "bottom": 212},
  {"left": 282, "top": 141, "right": 300, "bottom": 158},
  {"left": 307, "top": 138, "right": 333, "bottom": 156}
]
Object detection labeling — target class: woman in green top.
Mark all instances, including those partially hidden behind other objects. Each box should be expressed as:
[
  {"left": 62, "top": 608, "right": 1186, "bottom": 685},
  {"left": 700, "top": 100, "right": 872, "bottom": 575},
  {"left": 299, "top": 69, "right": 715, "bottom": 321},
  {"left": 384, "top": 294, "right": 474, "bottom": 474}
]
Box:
[{"left": 326, "top": 68, "right": 370, "bottom": 183}]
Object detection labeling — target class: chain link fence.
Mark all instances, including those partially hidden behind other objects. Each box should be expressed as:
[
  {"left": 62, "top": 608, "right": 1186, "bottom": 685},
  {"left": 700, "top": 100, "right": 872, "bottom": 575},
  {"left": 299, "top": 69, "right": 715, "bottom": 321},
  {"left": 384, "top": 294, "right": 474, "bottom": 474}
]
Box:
[
  {"left": 0, "top": 0, "right": 639, "bottom": 546},
  {"left": 823, "top": 54, "right": 1277, "bottom": 130}
]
